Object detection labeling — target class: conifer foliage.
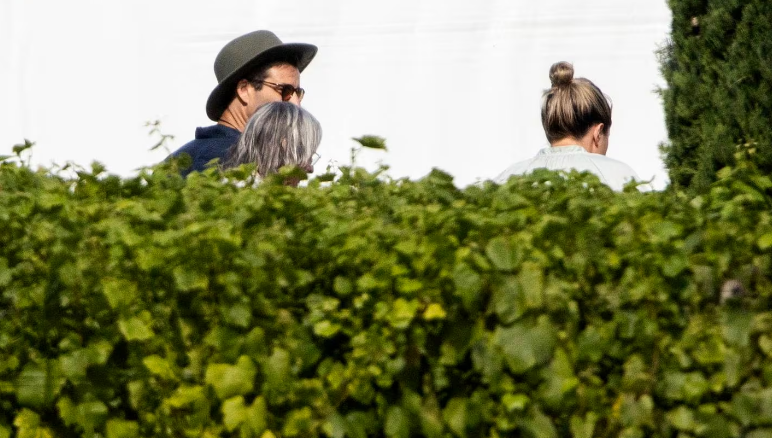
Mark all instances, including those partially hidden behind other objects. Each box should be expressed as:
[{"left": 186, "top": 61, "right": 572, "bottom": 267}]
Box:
[{"left": 660, "top": 0, "right": 772, "bottom": 192}]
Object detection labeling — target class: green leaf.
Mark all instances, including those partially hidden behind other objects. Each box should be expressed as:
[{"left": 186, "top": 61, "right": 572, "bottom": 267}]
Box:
[
  {"left": 385, "top": 406, "right": 410, "bottom": 438},
  {"left": 263, "top": 348, "right": 291, "bottom": 391},
  {"left": 15, "top": 361, "right": 65, "bottom": 408},
  {"left": 13, "top": 409, "right": 53, "bottom": 438},
  {"left": 396, "top": 277, "right": 423, "bottom": 294},
  {"left": 223, "top": 303, "right": 252, "bottom": 328},
  {"left": 333, "top": 276, "right": 354, "bottom": 295},
  {"left": 222, "top": 396, "right": 247, "bottom": 432},
  {"left": 87, "top": 339, "right": 114, "bottom": 366},
  {"left": 243, "top": 327, "right": 268, "bottom": 358},
  {"left": 205, "top": 356, "right": 257, "bottom": 400},
  {"left": 356, "top": 273, "right": 381, "bottom": 291},
  {"left": 647, "top": 220, "right": 682, "bottom": 243},
  {"left": 453, "top": 263, "right": 483, "bottom": 311},
  {"left": 352, "top": 135, "right": 387, "bottom": 150},
  {"left": 12, "top": 139, "right": 34, "bottom": 155},
  {"left": 502, "top": 394, "right": 529, "bottom": 412},
  {"left": 344, "top": 412, "right": 374, "bottom": 438},
  {"left": 142, "top": 355, "right": 177, "bottom": 381},
  {"left": 759, "top": 335, "right": 772, "bottom": 357},
  {"left": 118, "top": 316, "right": 154, "bottom": 341},
  {"left": 662, "top": 371, "right": 708, "bottom": 402},
  {"left": 105, "top": 419, "right": 140, "bottom": 438},
  {"left": 492, "top": 276, "right": 524, "bottom": 324},
  {"left": 101, "top": 278, "right": 138, "bottom": 309},
  {"left": 539, "top": 349, "right": 579, "bottom": 407},
  {"left": 423, "top": 303, "right": 447, "bottom": 320},
  {"left": 619, "top": 394, "right": 654, "bottom": 428},
  {"left": 323, "top": 413, "right": 347, "bottom": 438},
  {"left": 387, "top": 298, "right": 420, "bottom": 329},
  {"left": 165, "top": 385, "right": 205, "bottom": 408},
  {"left": 173, "top": 267, "right": 209, "bottom": 291},
  {"left": 127, "top": 381, "right": 146, "bottom": 410},
  {"left": 316, "top": 172, "right": 336, "bottom": 182},
  {"left": 724, "top": 352, "right": 743, "bottom": 388},
  {"left": 494, "top": 317, "right": 557, "bottom": 374},
  {"left": 666, "top": 406, "right": 695, "bottom": 431},
  {"left": 0, "top": 258, "right": 11, "bottom": 287},
  {"left": 576, "top": 326, "right": 607, "bottom": 362},
  {"left": 442, "top": 398, "right": 468, "bottom": 438},
  {"left": 57, "top": 398, "right": 108, "bottom": 435},
  {"left": 723, "top": 309, "right": 754, "bottom": 347},
  {"left": 60, "top": 349, "right": 91, "bottom": 381},
  {"left": 485, "top": 237, "right": 521, "bottom": 271},
  {"left": 731, "top": 388, "right": 772, "bottom": 427},
  {"left": 518, "top": 263, "right": 544, "bottom": 309},
  {"left": 282, "top": 407, "right": 313, "bottom": 437},
  {"left": 521, "top": 406, "right": 558, "bottom": 438},
  {"left": 570, "top": 412, "right": 597, "bottom": 438},
  {"left": 419, "top": 403, "right": 444, "bottom": 438},
  {"left": 57, "top": 397, "right": 77, "bottom": 427},
  {"left": 246, "top": 396, "right": 268, "bottom": 436},
  {"left": 74, "top": 401, "right": 109, "bottom": 435},
  {"left": 758, "top": 233, "right": 772, "bottom": 251},
  {"left": 662, "top": 254, "right": 688, "bottom": 277},
  {"left": 314, "top": 320, "right": 342, "bottom": 337}
]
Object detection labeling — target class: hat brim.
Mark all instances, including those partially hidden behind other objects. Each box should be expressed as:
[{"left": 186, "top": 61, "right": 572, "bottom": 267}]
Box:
[{"left": 205, "top": 42, "right": 317, "bottom": 121}]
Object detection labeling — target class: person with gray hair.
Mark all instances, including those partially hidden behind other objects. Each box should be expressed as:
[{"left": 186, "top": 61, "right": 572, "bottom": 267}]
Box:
[
  {"left": 167, "top": 30, "right": 317, "bottom": 176},
  {"left": 223, "top": 101, "right": 322, "bottom": 177}
]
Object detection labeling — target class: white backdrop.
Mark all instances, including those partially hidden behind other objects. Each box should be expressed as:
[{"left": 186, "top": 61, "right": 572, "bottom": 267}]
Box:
[{"left": 0, "top": 0, "right": 672, "bottom": 188}]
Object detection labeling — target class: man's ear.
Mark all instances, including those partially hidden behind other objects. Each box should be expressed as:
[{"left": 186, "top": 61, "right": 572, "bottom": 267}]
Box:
[{"left": 235, "top": 79, "right": 252, "bottom": 104}]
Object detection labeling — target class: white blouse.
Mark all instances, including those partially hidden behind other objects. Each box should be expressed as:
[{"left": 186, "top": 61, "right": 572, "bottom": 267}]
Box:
[{"left": 495, "top": 145, "right": 646, "bottom": 191}]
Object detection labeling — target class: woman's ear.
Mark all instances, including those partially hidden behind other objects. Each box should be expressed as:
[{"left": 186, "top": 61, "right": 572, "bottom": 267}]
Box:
[
  {"left": 591, "top": 123, "right": 605, "bottom": 151},
  {"left": 594, "top": 124, "right": 604, "bottom": 142}
]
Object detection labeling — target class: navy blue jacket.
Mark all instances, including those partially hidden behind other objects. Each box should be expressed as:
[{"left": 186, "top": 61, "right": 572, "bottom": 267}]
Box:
[{"left": 169, "top": 125, "right": 240, "bottom": 176}]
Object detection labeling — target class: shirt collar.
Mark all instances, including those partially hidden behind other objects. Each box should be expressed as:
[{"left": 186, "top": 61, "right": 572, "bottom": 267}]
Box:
[
  {"left": 195, "top": 124, "right": 241, "bottom": 140},
  {"left": 537, "top": 145, "right": 587, "bottom": 155}
]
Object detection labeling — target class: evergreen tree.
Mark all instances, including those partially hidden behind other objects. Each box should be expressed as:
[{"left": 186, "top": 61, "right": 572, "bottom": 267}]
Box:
[{"left": 660, "top": 0, "right": 772, "bottom": 192}]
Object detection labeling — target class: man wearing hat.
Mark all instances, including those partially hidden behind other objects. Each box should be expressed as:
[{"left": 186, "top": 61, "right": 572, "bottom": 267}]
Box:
[{"left": 169, "top": 30, "right": 317, "bottom": 175}]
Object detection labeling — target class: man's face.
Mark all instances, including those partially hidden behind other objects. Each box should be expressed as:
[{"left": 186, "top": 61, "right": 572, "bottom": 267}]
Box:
[{"left": 245, "top": 63, "right": 301, "bottom": 118}]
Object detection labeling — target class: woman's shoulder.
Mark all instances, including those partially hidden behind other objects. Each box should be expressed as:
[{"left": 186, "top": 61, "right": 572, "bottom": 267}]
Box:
[
  {"left": 493, "top": 155, "right": 542, "bottom": 183},
  {"left": 586, "top": 153, "right": 654, "bottom": 190},
  {"left": 588, "top": 153, "right": 639, "bottom": 175}
]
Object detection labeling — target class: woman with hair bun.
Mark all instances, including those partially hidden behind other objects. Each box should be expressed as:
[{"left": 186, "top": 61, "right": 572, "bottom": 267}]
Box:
[{"left": 495, "top": 61, "right": 642, "bottom": 191}]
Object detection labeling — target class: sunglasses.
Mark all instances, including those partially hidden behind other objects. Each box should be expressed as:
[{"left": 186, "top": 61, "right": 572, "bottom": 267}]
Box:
[{"left": 255, "top": 80, "right": 305, "bottom": 102}]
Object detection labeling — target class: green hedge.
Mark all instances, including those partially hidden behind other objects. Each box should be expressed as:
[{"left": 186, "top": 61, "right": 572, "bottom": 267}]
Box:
[
  {"left": 660, "top": 0, "right": 772, "bottom": 192},
  {"left": 2, "top": 147, "right": 772, "bottom": 438}
]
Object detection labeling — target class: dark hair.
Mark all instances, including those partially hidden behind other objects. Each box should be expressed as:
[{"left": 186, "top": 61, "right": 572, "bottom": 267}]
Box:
[
  {"left": 243, "top": 61, "right": 292, "bottom": 91},
  {"left": 223, "top": 101, "right": 322, "bottom": 177},
  {"left": 541, "top": 61, "right": 612, "bottom": 144}
]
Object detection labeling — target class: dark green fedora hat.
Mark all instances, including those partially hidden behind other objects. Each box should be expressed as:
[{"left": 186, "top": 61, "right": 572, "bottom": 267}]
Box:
[{"left": 206, "top": 30, "right": 317, "bottom": 121}]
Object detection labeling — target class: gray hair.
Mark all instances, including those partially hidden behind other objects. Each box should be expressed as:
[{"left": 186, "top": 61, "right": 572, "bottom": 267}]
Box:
[{"left": 223, "top": 101, "right": 322, "bottom": 176}]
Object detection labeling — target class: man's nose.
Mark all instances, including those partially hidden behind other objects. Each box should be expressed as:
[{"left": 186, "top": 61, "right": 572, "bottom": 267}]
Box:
[{"left": 288, "top": 93, "right": 301, "bottom": 106}]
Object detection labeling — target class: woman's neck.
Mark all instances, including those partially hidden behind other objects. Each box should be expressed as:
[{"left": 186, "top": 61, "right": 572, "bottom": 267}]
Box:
[{"left": 551, "top": 138, "right": 583, "bottom": 147}]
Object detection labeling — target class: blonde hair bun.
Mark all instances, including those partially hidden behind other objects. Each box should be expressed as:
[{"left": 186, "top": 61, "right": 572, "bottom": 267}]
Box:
[{"left": 549, "top": 61, "right": 574, "bottom": 88}]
